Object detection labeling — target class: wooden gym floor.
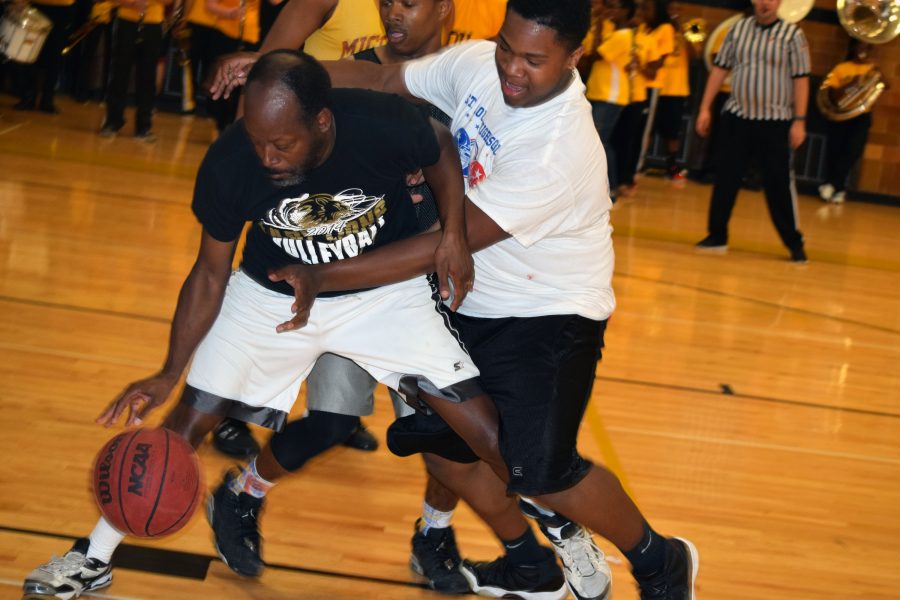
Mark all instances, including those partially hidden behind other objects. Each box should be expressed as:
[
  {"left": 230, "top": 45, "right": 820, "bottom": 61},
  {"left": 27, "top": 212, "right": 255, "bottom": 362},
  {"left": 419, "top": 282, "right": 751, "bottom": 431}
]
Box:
[{"left": 0, "top": 96, "right": 898, "bottom": 599}]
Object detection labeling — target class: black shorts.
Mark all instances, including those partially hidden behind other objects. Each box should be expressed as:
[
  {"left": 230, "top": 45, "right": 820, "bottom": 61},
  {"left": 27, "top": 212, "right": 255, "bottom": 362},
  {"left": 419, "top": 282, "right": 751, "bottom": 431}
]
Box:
[
  {"left": 453, "top": 313, "right": 607, "bottom": 496},
  {"left": 655, "top": 95, "right": 686, "bottom": 141}
]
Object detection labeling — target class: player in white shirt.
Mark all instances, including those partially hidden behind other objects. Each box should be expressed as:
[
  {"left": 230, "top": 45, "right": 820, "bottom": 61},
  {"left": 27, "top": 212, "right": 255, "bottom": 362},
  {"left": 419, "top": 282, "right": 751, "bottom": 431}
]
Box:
[{"left": 212, "top": 2, "right": 698, "bottom": 599}]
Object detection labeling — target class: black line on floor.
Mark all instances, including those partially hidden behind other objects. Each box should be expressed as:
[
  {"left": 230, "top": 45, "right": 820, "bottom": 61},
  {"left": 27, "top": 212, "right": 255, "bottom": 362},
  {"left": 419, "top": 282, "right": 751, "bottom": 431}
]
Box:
[
  {"left": 615, "top": 271, "right": 900, "bottom": 336},
  {"left": 0, "top": 295, "right": 169, "bottom": 325},
  {"left": 599, "top": 375, "right": 900, "bottom": 419},
  {"left": 3, "top": 176, "right": 192, "bottom": 208},
  {"left": 0, "top": 526, "right": 425, "bottom": 589}
]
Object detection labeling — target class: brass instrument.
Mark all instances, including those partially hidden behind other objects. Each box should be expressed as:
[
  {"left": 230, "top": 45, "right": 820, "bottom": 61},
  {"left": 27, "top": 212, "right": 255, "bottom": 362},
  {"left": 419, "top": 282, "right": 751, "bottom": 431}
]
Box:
[
  {"left": 816, "top": 0, "right": 897, "bottom": 120},
  {"left": 817, "top": 68, "right": 885, "bottom": 121},
  {"left": 62, "top": 16, "right": 101, "bottom": 55},
  {"left": 165, "top": 2, "right": 195, "bottom": 112},
  {"left": 836, "top": 0, "right": 900, "bottom": 44},
  {"left": 682, "top": 18, "right": 706, "bottom": 55}
]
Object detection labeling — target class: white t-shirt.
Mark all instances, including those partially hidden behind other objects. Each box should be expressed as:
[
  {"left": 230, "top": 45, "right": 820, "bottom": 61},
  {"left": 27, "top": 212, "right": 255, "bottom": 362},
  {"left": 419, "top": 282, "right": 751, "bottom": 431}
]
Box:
[{"left": 403, "top": 40, "right": 616, "bottom": 321}]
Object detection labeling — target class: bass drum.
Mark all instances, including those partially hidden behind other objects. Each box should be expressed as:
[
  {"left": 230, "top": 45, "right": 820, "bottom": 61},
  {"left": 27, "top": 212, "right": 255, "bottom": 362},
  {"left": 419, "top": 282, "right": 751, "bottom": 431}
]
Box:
[{"left": 0, "top": 6, "right": 53, "bottom": 64}]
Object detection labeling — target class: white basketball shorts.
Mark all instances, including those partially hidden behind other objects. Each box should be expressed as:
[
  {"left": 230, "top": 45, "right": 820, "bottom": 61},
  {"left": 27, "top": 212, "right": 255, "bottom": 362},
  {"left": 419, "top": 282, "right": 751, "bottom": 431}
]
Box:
[{"left": 184, "top": 270, "right": 480, "bottom": 430}]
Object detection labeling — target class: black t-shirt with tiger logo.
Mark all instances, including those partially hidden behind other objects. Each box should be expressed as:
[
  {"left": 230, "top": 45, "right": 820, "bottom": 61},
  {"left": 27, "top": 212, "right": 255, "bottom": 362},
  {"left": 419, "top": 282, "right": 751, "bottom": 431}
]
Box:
[{"left": 192, "top": 88, "right": 441, "bottom": 297}]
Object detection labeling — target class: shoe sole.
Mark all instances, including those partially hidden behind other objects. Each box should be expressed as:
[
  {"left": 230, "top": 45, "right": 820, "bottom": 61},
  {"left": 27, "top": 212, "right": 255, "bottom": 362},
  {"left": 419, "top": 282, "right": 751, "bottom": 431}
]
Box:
[
  {"left": 23, "top": 572, "right": 112, "bottom": 600},
  {"left": 206, "top": 495, "right": 264, "bottom": 578},
  {"left": 564, "top": 576, "right": 611, "bottom": 600},
  {"left": 695, "top": 245, "right": 727, "bottom": 254},
  {"left": 675, "top": 537, "right": 700, "bottom": 599},
  {"left": 459, "top": 564, "right": 568, "bottom": 600},
  {"left": 565, "top": 579, "right": 611, "bottom": 600}
]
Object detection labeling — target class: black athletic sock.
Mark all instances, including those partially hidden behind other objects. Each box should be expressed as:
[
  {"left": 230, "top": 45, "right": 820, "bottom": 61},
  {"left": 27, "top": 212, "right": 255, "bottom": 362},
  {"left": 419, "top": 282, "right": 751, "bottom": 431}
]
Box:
[
  {"left": 623, "top": 523, "right": 667, "bottom": 578},
  {"left": 502, "top": 527, "right": 547, "bottom": 565}
]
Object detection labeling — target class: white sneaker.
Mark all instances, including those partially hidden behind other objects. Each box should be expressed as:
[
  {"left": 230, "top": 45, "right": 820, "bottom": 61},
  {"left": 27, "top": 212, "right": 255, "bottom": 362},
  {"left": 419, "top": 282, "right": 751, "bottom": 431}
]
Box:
[
  {"left": 818, "top": 183, "right": 835, "bottom": 201},
  {"left": 23, "top": 538, "right": 113, "bottom": 599},
  {"left": 831, "top": 191, "right": 846, "bottom": 204},
  {"left": 519, "top": 500, "right": 612, "bottom": 600}
]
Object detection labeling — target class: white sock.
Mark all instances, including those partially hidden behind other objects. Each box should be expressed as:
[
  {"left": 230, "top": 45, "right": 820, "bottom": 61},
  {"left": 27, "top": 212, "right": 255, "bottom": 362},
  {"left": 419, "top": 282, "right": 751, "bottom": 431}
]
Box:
[
  {"left": 230, "top": 458, "right": 276, "bottom": 499},
  {"left": 86, "top": 517, "right": 126, "bottom": 564},
  {"left": 421, "top": 501, "right": 454, "bottom": 533}
]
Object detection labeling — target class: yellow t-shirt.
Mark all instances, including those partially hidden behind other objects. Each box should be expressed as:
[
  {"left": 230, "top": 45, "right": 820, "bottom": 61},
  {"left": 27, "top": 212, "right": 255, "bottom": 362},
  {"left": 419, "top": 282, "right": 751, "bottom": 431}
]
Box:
[
  {"left": 659, "top": 32, "right": 689, "bottom": 97},
  {"left": 90, "top": 1, "right": 115, "bottom": 24},
  {"left": 645, "top": 22, "right": 675, "bottom": 89},
  {"left": 187, "top": 0, "right": 217, "bottom": 27},
  {"left": 631, "top": 24, "right": 654, "bottom": 103},
  {"left": 824, "top": 61, "right": 874, "bottom": 88},
  {"left": 304, "top": 0, "right": 385, "bottom": 61},
  {"left": 213, "top": 0, "right": 260, "bottom": 43},
  {"left": 119, "top": 0, "right": 166, "bottom": 25},
  {"left": 446, "top": 0, "right": 507, "bottom": 45},
  {"left": 585, "top": 28, "right": 632, "bottom": 105}
]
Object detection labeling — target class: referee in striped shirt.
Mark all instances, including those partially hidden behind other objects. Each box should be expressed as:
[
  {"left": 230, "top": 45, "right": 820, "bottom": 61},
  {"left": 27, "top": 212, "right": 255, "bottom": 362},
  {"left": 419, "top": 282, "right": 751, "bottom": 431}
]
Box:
[{"left": 695, "top": 0, "right": 810, "bottom": 263}]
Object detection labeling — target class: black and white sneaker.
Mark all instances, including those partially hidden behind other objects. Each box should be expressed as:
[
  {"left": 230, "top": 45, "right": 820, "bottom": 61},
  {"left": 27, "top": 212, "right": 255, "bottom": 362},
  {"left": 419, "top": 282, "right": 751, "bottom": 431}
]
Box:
[
  {"left": 409, "top": 519, "right": 469, "bottom": 594},
  {"left": 519, "top": 500, "right": 612, "bottom": 600},
  {"left": 23, "top": 538, "right": 112, "bottom": 600},
  {"left": 459, "top": 548, "right": 567, "bottom": 600},
  {"left": 635, "top": 537, "right": 699, "bottom": 600},
  {"left": 207, "top": 469, "right": 265, "bottom": 577}
]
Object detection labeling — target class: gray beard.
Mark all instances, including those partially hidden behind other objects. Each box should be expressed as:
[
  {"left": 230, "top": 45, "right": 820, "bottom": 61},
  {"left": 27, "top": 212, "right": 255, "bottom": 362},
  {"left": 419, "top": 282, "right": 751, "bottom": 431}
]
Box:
[{"left": 269, "top": 172, "right": 305, "bottom": 187}]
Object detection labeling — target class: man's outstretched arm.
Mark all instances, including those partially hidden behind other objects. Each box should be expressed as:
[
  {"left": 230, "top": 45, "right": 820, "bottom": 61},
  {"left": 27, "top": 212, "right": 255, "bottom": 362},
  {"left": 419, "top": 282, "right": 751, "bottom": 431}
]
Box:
[
  {"left": 97, "top": 231, "right": 237, "bottom": 426},
  {"left": 269, "top": 200, "right": 509, "bottom": 332},
  {"left": 210, "top": 48, "right": 413, "bottom": 101}
]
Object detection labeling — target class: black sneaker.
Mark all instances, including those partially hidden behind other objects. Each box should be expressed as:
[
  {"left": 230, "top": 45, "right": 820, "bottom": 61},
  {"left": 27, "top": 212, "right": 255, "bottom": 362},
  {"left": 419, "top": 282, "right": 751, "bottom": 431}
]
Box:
[
  {"left": 695, "top": 236, "right": 727, "bottom": 253},
  {"left": 789, "top": 247, "right": 808, "bottom": 264},
  {"left": 635, "top": 537, "right": 699, "bottom": 600},
  {"left": 213, "top": 418, "right": 260, "bottom": 458},
  {"left": 343, "top": 422, "right": 379, "bottom": 452},
  {"left": 519, "top": 500, "right": 611, "bottom": 600},
  {"left": 409, "top": 519, "right": 469, "bottom": 594},
  {"left": 23, "top": 538, "right": 112, "bottom": 599},
  {"left": 207, "top": 469, "right": 265, "bottom": 577},
  {"left": 459, "top": 548, "right": 567, "bottom": 600}
]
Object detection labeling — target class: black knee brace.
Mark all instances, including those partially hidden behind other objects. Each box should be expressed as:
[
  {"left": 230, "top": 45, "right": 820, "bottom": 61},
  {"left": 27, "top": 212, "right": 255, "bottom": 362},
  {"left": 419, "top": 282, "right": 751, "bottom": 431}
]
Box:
[{"left": 269, "top": 411, "right": 360, "bottom": 472}]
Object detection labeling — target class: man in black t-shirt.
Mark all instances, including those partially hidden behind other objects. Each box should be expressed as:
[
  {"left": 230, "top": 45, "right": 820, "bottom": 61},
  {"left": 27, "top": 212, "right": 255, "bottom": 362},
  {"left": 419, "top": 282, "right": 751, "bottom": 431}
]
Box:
[{"left": 23, "top": 50, "right": 492, "bottom": 599}]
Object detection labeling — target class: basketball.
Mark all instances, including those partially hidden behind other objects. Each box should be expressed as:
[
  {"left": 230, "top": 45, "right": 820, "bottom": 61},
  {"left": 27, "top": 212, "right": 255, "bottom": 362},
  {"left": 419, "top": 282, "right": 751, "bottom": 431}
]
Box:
[{"left": 92, "top": 428, "right": 202, "bottom": 538}]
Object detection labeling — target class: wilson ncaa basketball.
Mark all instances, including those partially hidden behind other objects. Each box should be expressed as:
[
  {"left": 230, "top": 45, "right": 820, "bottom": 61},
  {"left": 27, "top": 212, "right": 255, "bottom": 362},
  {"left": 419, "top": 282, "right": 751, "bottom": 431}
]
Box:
[{"left": 92, "top": 428, "right": 202, "bottom": 537}]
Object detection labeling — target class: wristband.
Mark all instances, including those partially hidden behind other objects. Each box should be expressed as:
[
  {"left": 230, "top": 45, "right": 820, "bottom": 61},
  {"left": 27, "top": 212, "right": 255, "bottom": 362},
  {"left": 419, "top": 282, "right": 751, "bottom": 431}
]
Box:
[{"left": 793, "top": 116, "right": 806, "bottom": 121}]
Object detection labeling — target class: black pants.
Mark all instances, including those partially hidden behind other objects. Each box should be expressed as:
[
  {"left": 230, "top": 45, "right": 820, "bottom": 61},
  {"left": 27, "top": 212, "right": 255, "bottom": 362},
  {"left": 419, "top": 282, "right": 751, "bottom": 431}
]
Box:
[
  {"left": 611, "top": 100, "right": 647, "bottom": 187},
  {"left": 188, "top": 23, "right": 242, "bottom": 131},
  {"left": 707, "top": 112, "right": 803, "bottom": 251},
  {"left": 824, "top": 113, "right": 871, "bottom": 193},
  {"left": 15, "top": 3, "right": 76, "bottom": 107},
  {"left": 106, "top": 19, "right": 163, "bottom": 133}
]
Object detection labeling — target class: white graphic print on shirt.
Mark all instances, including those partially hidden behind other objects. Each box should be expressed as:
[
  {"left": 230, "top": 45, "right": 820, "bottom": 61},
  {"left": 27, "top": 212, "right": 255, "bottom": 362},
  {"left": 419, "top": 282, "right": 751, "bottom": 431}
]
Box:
[
  {"left": 456, "top": 93, "right": 502, "bottom": 190},
  {"left": 258, "top": 188, "right": 387, "bottom": 264}
]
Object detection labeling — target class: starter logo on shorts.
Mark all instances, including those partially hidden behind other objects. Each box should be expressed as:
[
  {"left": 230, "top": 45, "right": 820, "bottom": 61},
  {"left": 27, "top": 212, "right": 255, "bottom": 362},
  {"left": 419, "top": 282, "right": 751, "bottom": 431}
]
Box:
[{"left": 262, "top": 189, "right": 383, "bottom": 237}]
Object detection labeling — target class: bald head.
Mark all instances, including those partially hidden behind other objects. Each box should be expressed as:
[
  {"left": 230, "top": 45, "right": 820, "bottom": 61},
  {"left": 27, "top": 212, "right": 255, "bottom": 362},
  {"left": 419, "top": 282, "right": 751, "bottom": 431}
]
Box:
[{"left": 245, "top": 50, "right": 332, "bottom": 126}]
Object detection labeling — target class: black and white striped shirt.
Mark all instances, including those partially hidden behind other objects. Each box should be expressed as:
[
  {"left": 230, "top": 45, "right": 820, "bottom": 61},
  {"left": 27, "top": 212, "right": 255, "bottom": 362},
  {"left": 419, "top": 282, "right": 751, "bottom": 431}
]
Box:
[{"left": 715, "top": 16, "right": 810, "bottom": 120}]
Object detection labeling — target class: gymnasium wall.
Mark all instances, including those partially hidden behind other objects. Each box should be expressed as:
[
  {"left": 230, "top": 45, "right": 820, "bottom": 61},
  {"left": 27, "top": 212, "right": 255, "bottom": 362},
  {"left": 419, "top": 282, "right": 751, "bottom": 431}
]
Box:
[{"left": 681, "top": 0, "right": 900, "bottom": 198}]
